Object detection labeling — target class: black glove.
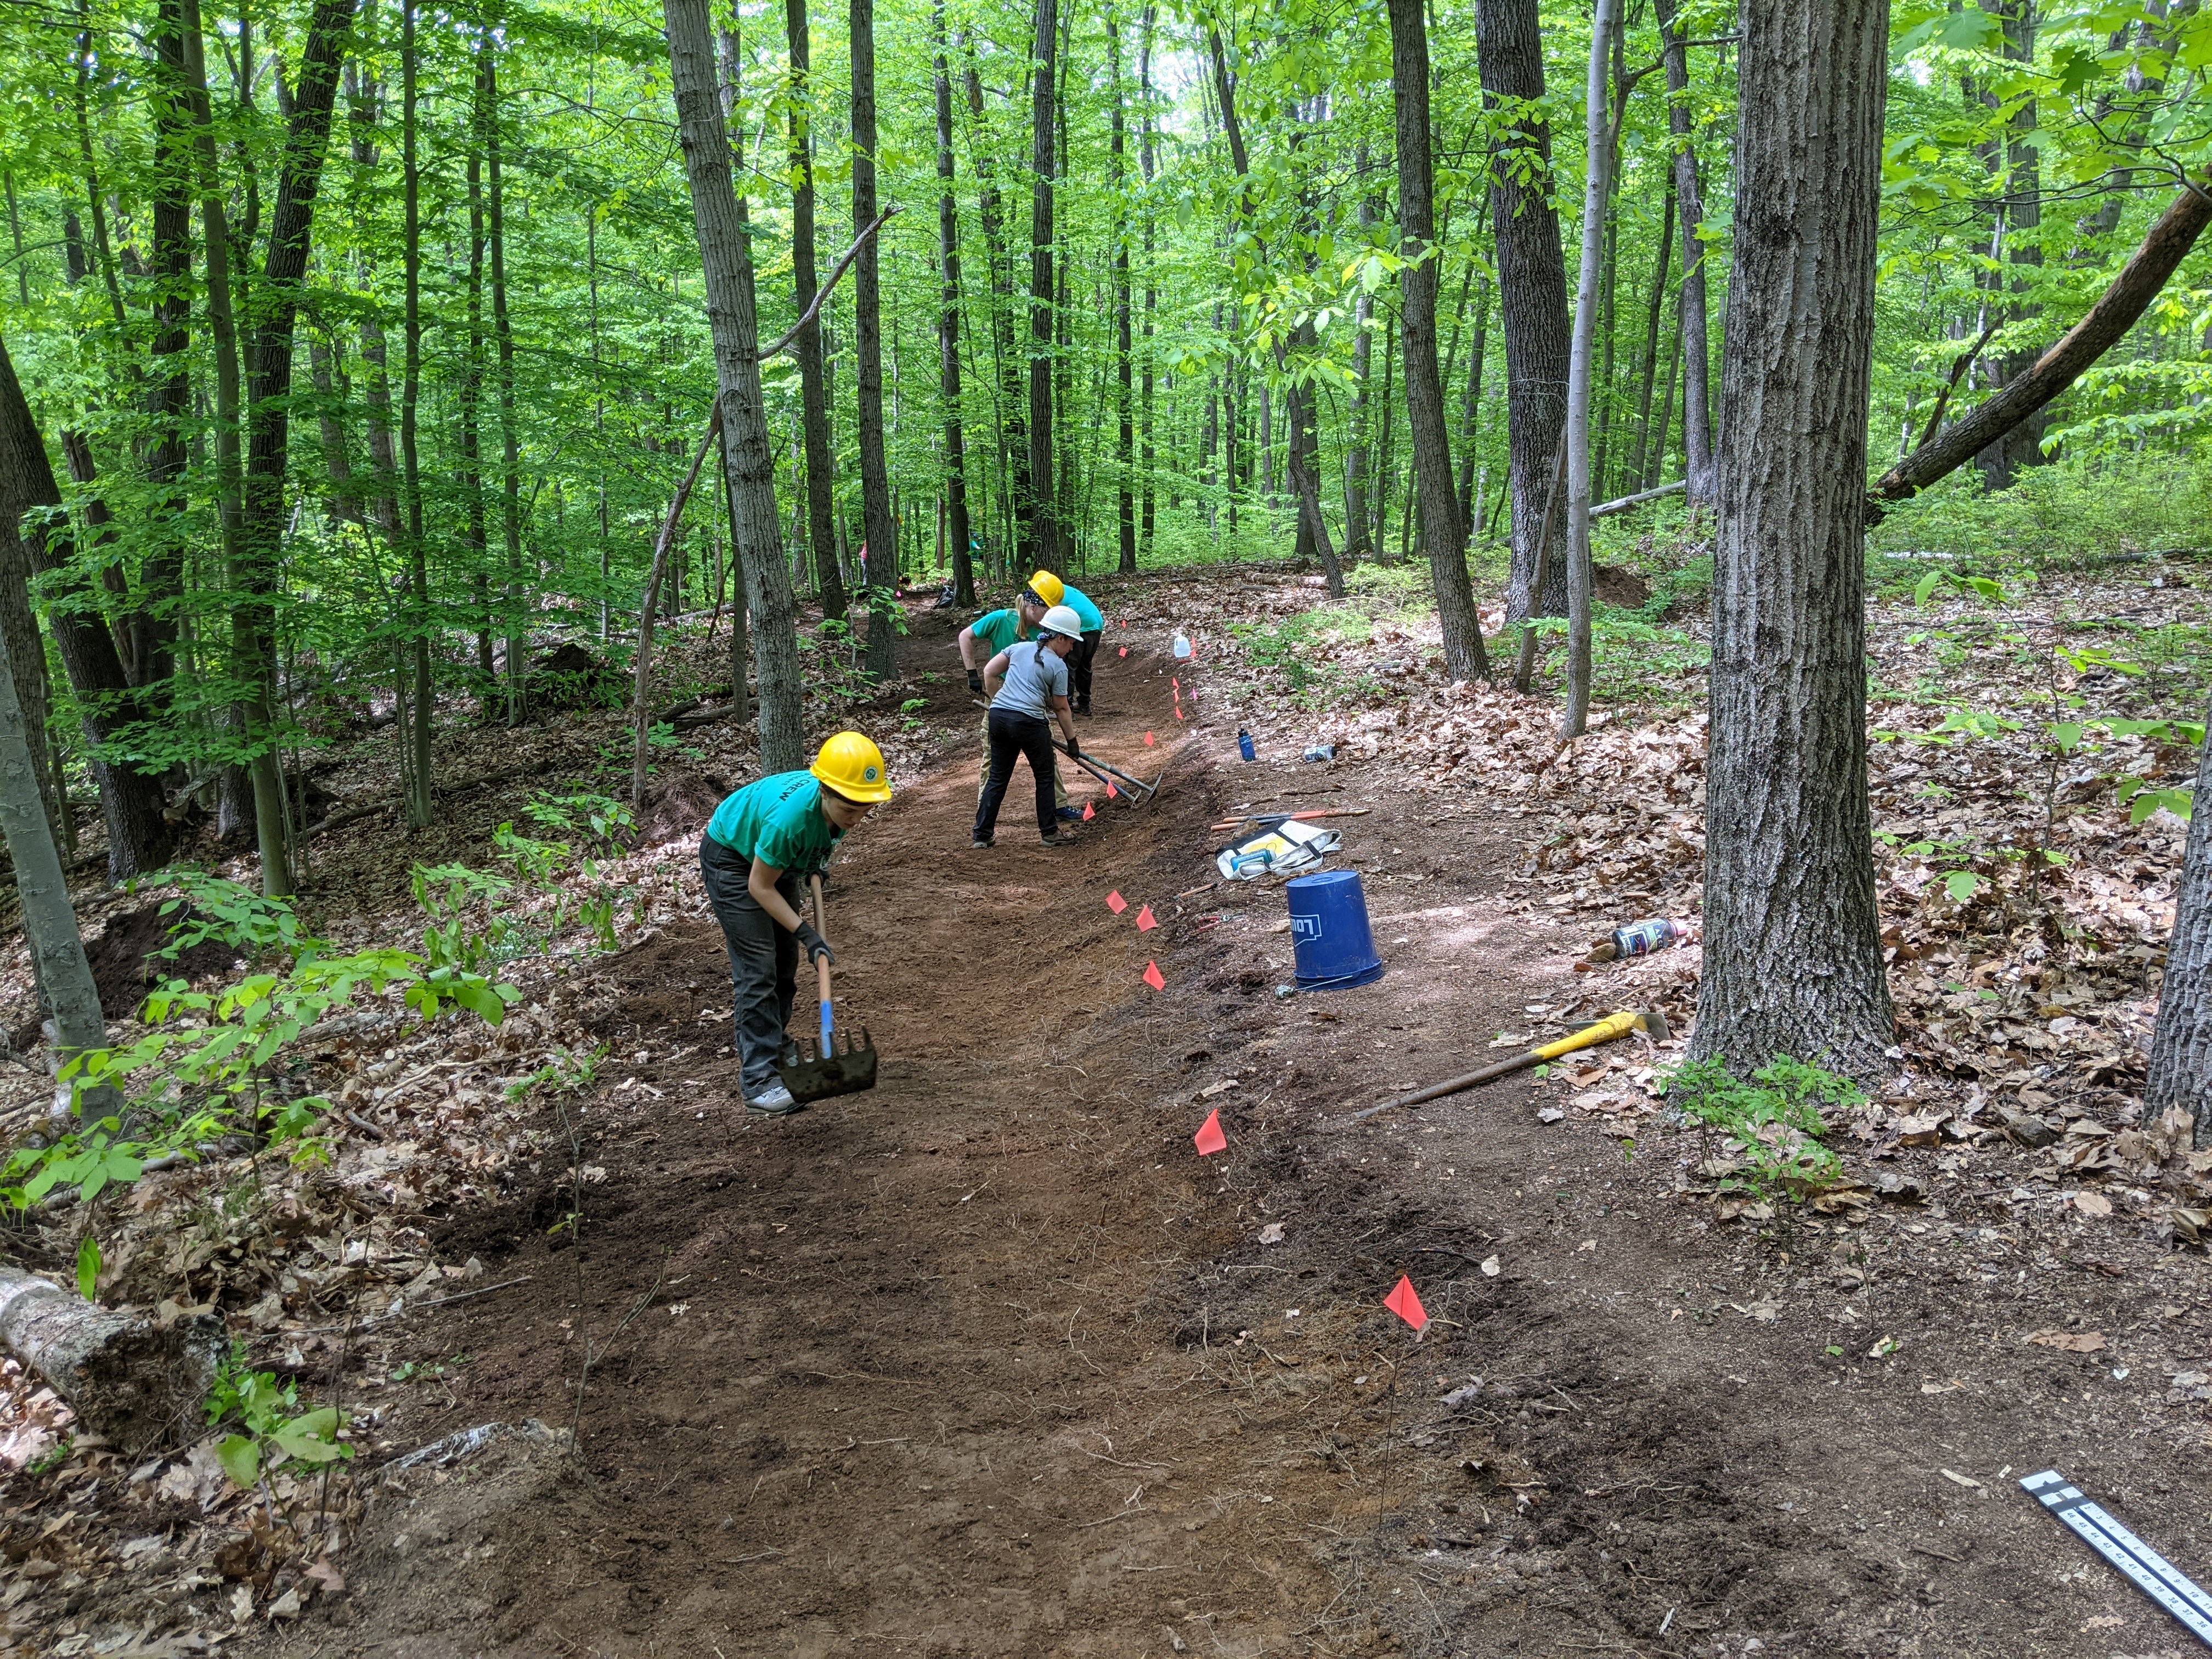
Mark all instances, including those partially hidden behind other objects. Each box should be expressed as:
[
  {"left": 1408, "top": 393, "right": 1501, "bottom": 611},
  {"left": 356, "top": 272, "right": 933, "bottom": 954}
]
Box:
[
  {"left": 967, "top": 669, "right": 984, "bottom": 693},
  {"left": 793, "top": 922, "right": 836, "bottom": 966},
  {"left": 1063, "top": 737, "right": 1081, "bottom": 759}
]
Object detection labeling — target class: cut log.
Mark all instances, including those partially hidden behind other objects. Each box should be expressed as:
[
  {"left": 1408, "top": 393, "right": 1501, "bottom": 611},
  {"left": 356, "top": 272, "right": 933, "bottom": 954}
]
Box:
[{"left": 0, "top": 1267, "right": 223, "bottom": 1454}]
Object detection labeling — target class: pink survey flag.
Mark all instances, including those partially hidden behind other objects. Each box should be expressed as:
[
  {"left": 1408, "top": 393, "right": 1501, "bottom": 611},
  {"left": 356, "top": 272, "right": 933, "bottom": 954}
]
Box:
[
  {"left": 1385, "top": 1276, "right": 1428, "bottom": 1333},
  {"left": 1193, "top": 1109, "right": 1226, "bottom": 1156},
  {"left": 1142, "top": 960, "right": 1165, "bottom": 991},
  {"left": 1135, "top": 905, "right": 1157, "bottom": 932},
  {"left": 1107, "top": 890, "right": 1127, "bottom": 913}
]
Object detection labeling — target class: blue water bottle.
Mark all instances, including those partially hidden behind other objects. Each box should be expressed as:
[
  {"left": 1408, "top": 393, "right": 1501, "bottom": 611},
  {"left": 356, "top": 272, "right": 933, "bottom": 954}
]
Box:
[{"left": 1237, "top": 729, "right": 1256, "bottom": 762}]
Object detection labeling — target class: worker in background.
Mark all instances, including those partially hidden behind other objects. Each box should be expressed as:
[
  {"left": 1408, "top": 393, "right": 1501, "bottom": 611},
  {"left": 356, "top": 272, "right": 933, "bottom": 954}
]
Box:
[
  {"left": 700, "top": 732, "right": 893, "bottom": 1115},
  {"left": 974, "top": 605, "right": 1086, "bottom": 850},
  {"left": 957, "top": 586, "right": 1077, "bottom": 821},
  {"left": 1024, "top": 569, "right": 1105, "bottom": 717}
]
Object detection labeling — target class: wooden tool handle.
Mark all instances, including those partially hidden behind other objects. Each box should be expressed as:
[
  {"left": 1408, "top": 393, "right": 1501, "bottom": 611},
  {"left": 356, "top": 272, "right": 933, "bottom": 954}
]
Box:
[{"left": 810, "top": 872, "right": 827, "bottom": 934}]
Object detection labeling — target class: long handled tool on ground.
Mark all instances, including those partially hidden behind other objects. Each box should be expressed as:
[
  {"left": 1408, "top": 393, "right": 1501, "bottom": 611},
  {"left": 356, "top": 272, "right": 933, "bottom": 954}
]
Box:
[
  {"left": 1065, "top": 746, "right": 1160, "bottom": 805},
  {"left": 775, "top": 874, "right": 878, "bottom": 1103},
  {"left": 1346, "top": 1008, "right": 1671, "bottom": 1124}
]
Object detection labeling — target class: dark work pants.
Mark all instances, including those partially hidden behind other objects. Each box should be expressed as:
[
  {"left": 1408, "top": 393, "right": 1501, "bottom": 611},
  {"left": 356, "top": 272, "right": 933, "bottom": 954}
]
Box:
[
  {"left": 1070, "top": 630, "right": 1102, "bottom": 709},
  {"left": 975, "top": 709, "right": 1059, "bottom": 842},
  {"left": 700, "top": 833, "right": 799, "bottom": 1095}
]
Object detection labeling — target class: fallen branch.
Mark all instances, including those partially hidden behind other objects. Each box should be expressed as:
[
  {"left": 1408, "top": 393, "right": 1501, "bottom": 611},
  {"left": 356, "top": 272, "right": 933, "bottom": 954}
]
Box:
[
  {"left": 0, "top": 1267, "right": 222, "bottom": 1454},
  {"left": 1589, "top": 477, "right": 1686, "bottom": 520}
]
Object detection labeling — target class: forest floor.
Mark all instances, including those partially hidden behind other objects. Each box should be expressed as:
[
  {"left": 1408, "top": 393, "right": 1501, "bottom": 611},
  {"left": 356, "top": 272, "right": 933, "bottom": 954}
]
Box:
[{"left": 1, "top": 554, "right": 2210, "bottom": 1658}]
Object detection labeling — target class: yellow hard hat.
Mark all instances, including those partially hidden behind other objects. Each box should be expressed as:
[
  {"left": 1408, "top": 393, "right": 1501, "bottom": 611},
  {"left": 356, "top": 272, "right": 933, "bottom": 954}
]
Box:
[
  {"left": 1026, "top": 569, "right": 1065, "bottom": 608},
  {"left": 811, "top": 731, "right": 893, "bottom": 803}
]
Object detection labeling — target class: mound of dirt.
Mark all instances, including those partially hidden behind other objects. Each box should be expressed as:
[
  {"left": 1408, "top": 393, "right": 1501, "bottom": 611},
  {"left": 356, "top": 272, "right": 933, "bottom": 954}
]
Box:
[
  {"left": 1593, "top": 563, "right": 1651, "bottom": 608},
  {"left": 526, "top": 642, "right": 625, "bottom": 713},
  {"left": 84, "top": 903, "right": 242, "bottom": 1019},
  {"left": 633, "top": 768, "right": 730, "bottom": 849}
]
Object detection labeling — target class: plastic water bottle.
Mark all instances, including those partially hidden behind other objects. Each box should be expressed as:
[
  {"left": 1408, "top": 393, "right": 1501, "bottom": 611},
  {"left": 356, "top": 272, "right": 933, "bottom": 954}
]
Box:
[
  {"left": 1238, "top": 729, "right": 1257, "bottom": 761},
  {"left": 1172, "top": 632, "right": 1192, "bottom": 659}
]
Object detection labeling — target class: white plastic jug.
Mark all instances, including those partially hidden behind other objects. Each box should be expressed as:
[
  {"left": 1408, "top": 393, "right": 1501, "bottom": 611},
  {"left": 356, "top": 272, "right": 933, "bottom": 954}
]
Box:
[{"left": 1172, "top": 631, "right": 1192, "bottom": 659}]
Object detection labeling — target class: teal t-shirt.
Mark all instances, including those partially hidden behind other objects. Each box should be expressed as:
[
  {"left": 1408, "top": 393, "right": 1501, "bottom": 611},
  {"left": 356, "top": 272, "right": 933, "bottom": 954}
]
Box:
[
  {"left": 967, "top": 608, "right": 1028, "bottom": 663},
  {"left": 1061, "top": 585, "right": 1104, "bottom": 633},
  {"left": 706, "top": 770, "right": 842, "bottom": 873}
]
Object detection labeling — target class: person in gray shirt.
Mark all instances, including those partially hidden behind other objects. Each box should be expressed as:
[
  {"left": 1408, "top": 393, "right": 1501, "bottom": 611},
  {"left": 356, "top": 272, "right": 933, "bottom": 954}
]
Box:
[{"left": 974, "top": 604, "right": 1086, "bottom": 848}]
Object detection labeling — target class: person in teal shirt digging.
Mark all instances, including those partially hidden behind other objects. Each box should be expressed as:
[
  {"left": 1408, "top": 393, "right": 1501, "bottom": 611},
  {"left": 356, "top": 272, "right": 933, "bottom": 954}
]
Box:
[
  {"left": 700, "top": 732, "right": 892, "bottom": 1114},
  {"left": 1024, "top": 568, "right": 1105, "bottom": 716}
]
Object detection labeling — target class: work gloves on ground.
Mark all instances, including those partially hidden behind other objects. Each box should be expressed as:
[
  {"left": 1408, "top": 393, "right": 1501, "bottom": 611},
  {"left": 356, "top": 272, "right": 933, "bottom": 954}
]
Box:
[
  {"left": 794, "top": 922, "right": 836, "bottom": 966},
  {"left": 967, "top": 669, "right": 984, "bottom": 693}
]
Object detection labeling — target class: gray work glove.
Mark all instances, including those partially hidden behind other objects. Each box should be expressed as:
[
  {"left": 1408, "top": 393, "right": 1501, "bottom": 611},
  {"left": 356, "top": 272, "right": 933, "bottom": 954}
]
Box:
[{"left": 793, "top": 922, "right": 835, "bottom": 966}]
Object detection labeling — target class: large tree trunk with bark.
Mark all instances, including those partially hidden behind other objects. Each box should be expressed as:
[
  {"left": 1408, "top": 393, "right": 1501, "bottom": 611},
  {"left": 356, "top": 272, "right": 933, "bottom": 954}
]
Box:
[
  {"left": 0, "top": 336, "right": 172, "bottom": 879},
  {"left": 1479, "top": 0, "right": 1573, "bottom": 622},
  {"left": 1389, "top": 0, "right": 1489, "bottom": 681},
  {"left": 851, "top": 0, "right": 898, "bottom": 678},
  {"left": 1109, "top": 12, "right": 1136, "bottom": 575},
  {"left": 664, "top": 0, "right": 805, "bottom": 773},
  {"left": 0, "top": 1270, "right": 222, "bottom": 1455},
  {"left": 2149, "top": 699, "right": 2212, "bottom": 1141},
  {"left": 1561, "top": 0, "right": 1620, "bottom": 740},
  {"left": 784, "top": 0, "right": 847, "bottom": 622},
  {"left": 1692, "top": 0, "right": 1895, "bottom": 1080}
]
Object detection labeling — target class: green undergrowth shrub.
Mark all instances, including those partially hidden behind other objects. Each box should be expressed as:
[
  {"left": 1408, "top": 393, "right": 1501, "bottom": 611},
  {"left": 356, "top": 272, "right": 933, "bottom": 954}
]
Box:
[{"left": 1662, "top": 1056, "right": 1864, "bottom": 1233}]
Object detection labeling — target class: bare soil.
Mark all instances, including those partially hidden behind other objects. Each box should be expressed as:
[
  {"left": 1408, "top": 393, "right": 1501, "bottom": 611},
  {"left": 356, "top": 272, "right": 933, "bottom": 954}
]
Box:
[{"left": 16, "top": 601, "right": 2211, "bottom": 1659}]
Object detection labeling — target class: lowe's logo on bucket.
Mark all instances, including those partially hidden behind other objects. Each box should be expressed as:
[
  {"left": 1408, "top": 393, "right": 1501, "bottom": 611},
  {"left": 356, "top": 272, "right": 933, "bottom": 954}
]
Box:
[{"left": 1290, "top": 913, "right": 1323, "bottom": 943}]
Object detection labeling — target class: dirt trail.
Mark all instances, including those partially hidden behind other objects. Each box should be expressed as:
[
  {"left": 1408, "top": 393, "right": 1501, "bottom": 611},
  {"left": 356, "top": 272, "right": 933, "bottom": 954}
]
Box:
[{"left": 272, "top": 607, "right": 2212, "bottom": 1659}]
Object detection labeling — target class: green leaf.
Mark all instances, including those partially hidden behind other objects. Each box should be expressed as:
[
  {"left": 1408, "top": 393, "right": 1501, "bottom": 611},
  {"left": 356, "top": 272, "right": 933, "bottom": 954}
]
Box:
[
  {"left": 1942, "top": 871, "right": 1982, "bottom": 904},
  {"left": 2047, "top": 721, "right": 2084, "bottom": 754},
  {"left": 1912, "top": 571, "right": 1943, "bottom": 608},
  {"left": 217, "top": 1434, "right": 261, "bottom": 1488},
  {"left": 75, "top": 1235, "right": 100, "bottom": 1301}
]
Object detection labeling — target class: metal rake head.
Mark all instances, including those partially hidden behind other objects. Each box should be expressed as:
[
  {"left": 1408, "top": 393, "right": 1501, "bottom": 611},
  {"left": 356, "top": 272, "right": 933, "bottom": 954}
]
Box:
[{"left": 775, "top": 1027, "right": 879, "bottom": 1102}]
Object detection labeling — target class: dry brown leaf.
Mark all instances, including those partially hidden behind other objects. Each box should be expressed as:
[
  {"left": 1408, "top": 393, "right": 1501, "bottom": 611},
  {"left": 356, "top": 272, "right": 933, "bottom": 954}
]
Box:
[{"left": 2025, "top": 1329, "right": 2106, "bottom": 1353}]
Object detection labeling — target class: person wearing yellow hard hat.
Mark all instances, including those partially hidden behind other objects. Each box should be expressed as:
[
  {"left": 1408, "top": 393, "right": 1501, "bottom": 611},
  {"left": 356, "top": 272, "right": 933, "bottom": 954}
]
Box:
[
  {"left": 1025, "top": 568, "right": 1107, "bottom": 716},
  {"left": 699, "top": 732, "right": 892, "bottom": 1114}
]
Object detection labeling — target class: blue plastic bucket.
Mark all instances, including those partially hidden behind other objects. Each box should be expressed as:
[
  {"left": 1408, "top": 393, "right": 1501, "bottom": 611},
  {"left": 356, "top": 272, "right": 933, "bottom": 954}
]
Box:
[{"left": 1285, "top": 869, "right": 1385, "bottom": 991}]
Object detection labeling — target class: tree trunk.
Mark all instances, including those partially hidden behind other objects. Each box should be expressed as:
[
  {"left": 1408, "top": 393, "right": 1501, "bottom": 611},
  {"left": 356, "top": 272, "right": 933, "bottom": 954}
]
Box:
[
  {"left": 1389, "top": 0, "right": 1489, "bottom": 681},
  {"left": 1, "top": 336, "right": 173, "bottom": 879},
  {"left": 1025, "top": 0, "right": 1061, "bottom": 572},
  {"left": 143, "top": 0, "right": 194, "bottom": 689},
  {"left": 2149, "top": 697, "right": 2212, "bottom": 1140},
  {"left": 486, "top": 47, "right": 523, "bottom": 726},
  {"left": 1109, "top": 11, "right": 1136, "bottom": 574},
  {"left": 1974, "top": 0, "right": 2048, "bottom": 489},
  {"left": 238, "top": 0, "right": 351, "bottom": 889},
  {"left": 399, "top": 0, "right": 431, "bottom": 831},
  {"left": 0, "top": 556, "right": 103, "bottom": 1057},
  {"left": 460, "top": 92, "right": 490, "bottom": 690},
  {"left": 1345, "top": 153, "right": 1378, "bottom": 560},
  {"left": 664, "top": 0, "right": 805, "bottom": 773},
  {"left": 1479, "top": 0, "right": 1573, "bottom": 623},
  {"left": 963, "top": 53, "right": 1032, "bottom": 574},
  {"left": 1138, "top": 5, "right": 1158, "bottom": 561},
  {"left": 1692, "top": 0, "right": 1894, "bottom": 1080},
  {"left": 1626, "top": 173, "right": 1675, "bottom": 492},
  {"left": 1562, "top": 0, "right": 1619, "bottom": 740},
  {"left": 783, "top": 0, "right": 847, "bottom": 623},
  {"left": 932, "top": 0, "right": 974, "bottom": 608},
  {"left": 0, "top": 1269, "right": 222, "bottom": 1457},
  {"left": 850, "top": 0, "right": 898, "bottom": 678},
  {"left": 1655, "top": 0, "right": 1716, "bottom": 507},
  {"left": 1454, "top": 275, "right": 1490, "bottom": 540},
  {"left": 632, "top": 407, "right": 723, "bottom": 812}
]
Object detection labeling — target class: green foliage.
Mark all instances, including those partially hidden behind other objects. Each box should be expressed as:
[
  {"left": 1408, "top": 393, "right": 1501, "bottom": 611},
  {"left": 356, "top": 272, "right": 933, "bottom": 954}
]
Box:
[
  {"left": 505, "top": 1043, "right": 607, "bottom": 1102},
  {"left": 521, "top": 792, "right": 636, "bottom": 856},
  {"left": 1229, "top": 604, "right": 1381, "bottom": 704},
  {"left": 204, "top": 1343, "right": 353, "bottom": 1489},
  {"left": 1663, "top": 1056, "right": 1861, "bottom": 1216},
  {"left": 152, "top": 872, "right": 314, "bottom": 963}
]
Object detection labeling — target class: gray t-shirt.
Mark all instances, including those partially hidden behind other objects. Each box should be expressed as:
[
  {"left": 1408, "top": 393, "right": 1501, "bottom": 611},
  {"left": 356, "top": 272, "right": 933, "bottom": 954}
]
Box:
[{"left": 991, "top": 639, "right": 1069, "bottom": 719}]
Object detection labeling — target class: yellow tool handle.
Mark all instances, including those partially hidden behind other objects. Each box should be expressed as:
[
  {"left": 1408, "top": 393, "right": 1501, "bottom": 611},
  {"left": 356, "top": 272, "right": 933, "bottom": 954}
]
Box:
[{"left": 1533, "top": 1009, "right": 1640, "bottom": 1061}]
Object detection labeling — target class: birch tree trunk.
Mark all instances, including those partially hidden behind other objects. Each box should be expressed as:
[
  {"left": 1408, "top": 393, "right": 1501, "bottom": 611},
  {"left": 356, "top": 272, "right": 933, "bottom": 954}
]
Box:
[
  {"left": 0, "top": 1269, "right": 221, "bottom": 1456},
  {"left": 1691, "top": 0, "right": 1895, "bottom": 1080},
  {"left": 2149, "top": 701, "right": 2212, "bottom": 1141},
  {"left": 663, "top": 0, "right": 805, "bottom": 772},
  {"left": 1387, "top": 0, "right": 1489, "bottom": 681}
]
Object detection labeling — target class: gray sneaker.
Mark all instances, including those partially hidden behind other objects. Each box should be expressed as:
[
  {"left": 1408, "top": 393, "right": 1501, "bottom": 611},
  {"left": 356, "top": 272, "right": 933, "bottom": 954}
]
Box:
[{"left": 746, "top": 1082, "right": 802, "bottom": 1115}]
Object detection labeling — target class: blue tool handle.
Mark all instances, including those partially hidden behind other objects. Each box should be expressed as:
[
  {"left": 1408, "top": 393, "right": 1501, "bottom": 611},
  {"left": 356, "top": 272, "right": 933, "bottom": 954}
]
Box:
[
  {"left": 809, "top": 874, "right": 835, "bottom": 1051},
  {"left": 819, "top": 998, "right": 834, "bottom": 1051}
]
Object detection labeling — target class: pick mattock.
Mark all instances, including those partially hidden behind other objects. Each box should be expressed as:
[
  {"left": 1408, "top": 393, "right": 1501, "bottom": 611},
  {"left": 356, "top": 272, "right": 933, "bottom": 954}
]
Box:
[
  {"left": 1346, "top": 1009, "right": 1670, "bottom": 1124},
  {"left": 1066, "top": 747, "right": 1160, "bottom": 805},
  {"left": 775, "top": 873, "right": 878, "bottom": 1103}
]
